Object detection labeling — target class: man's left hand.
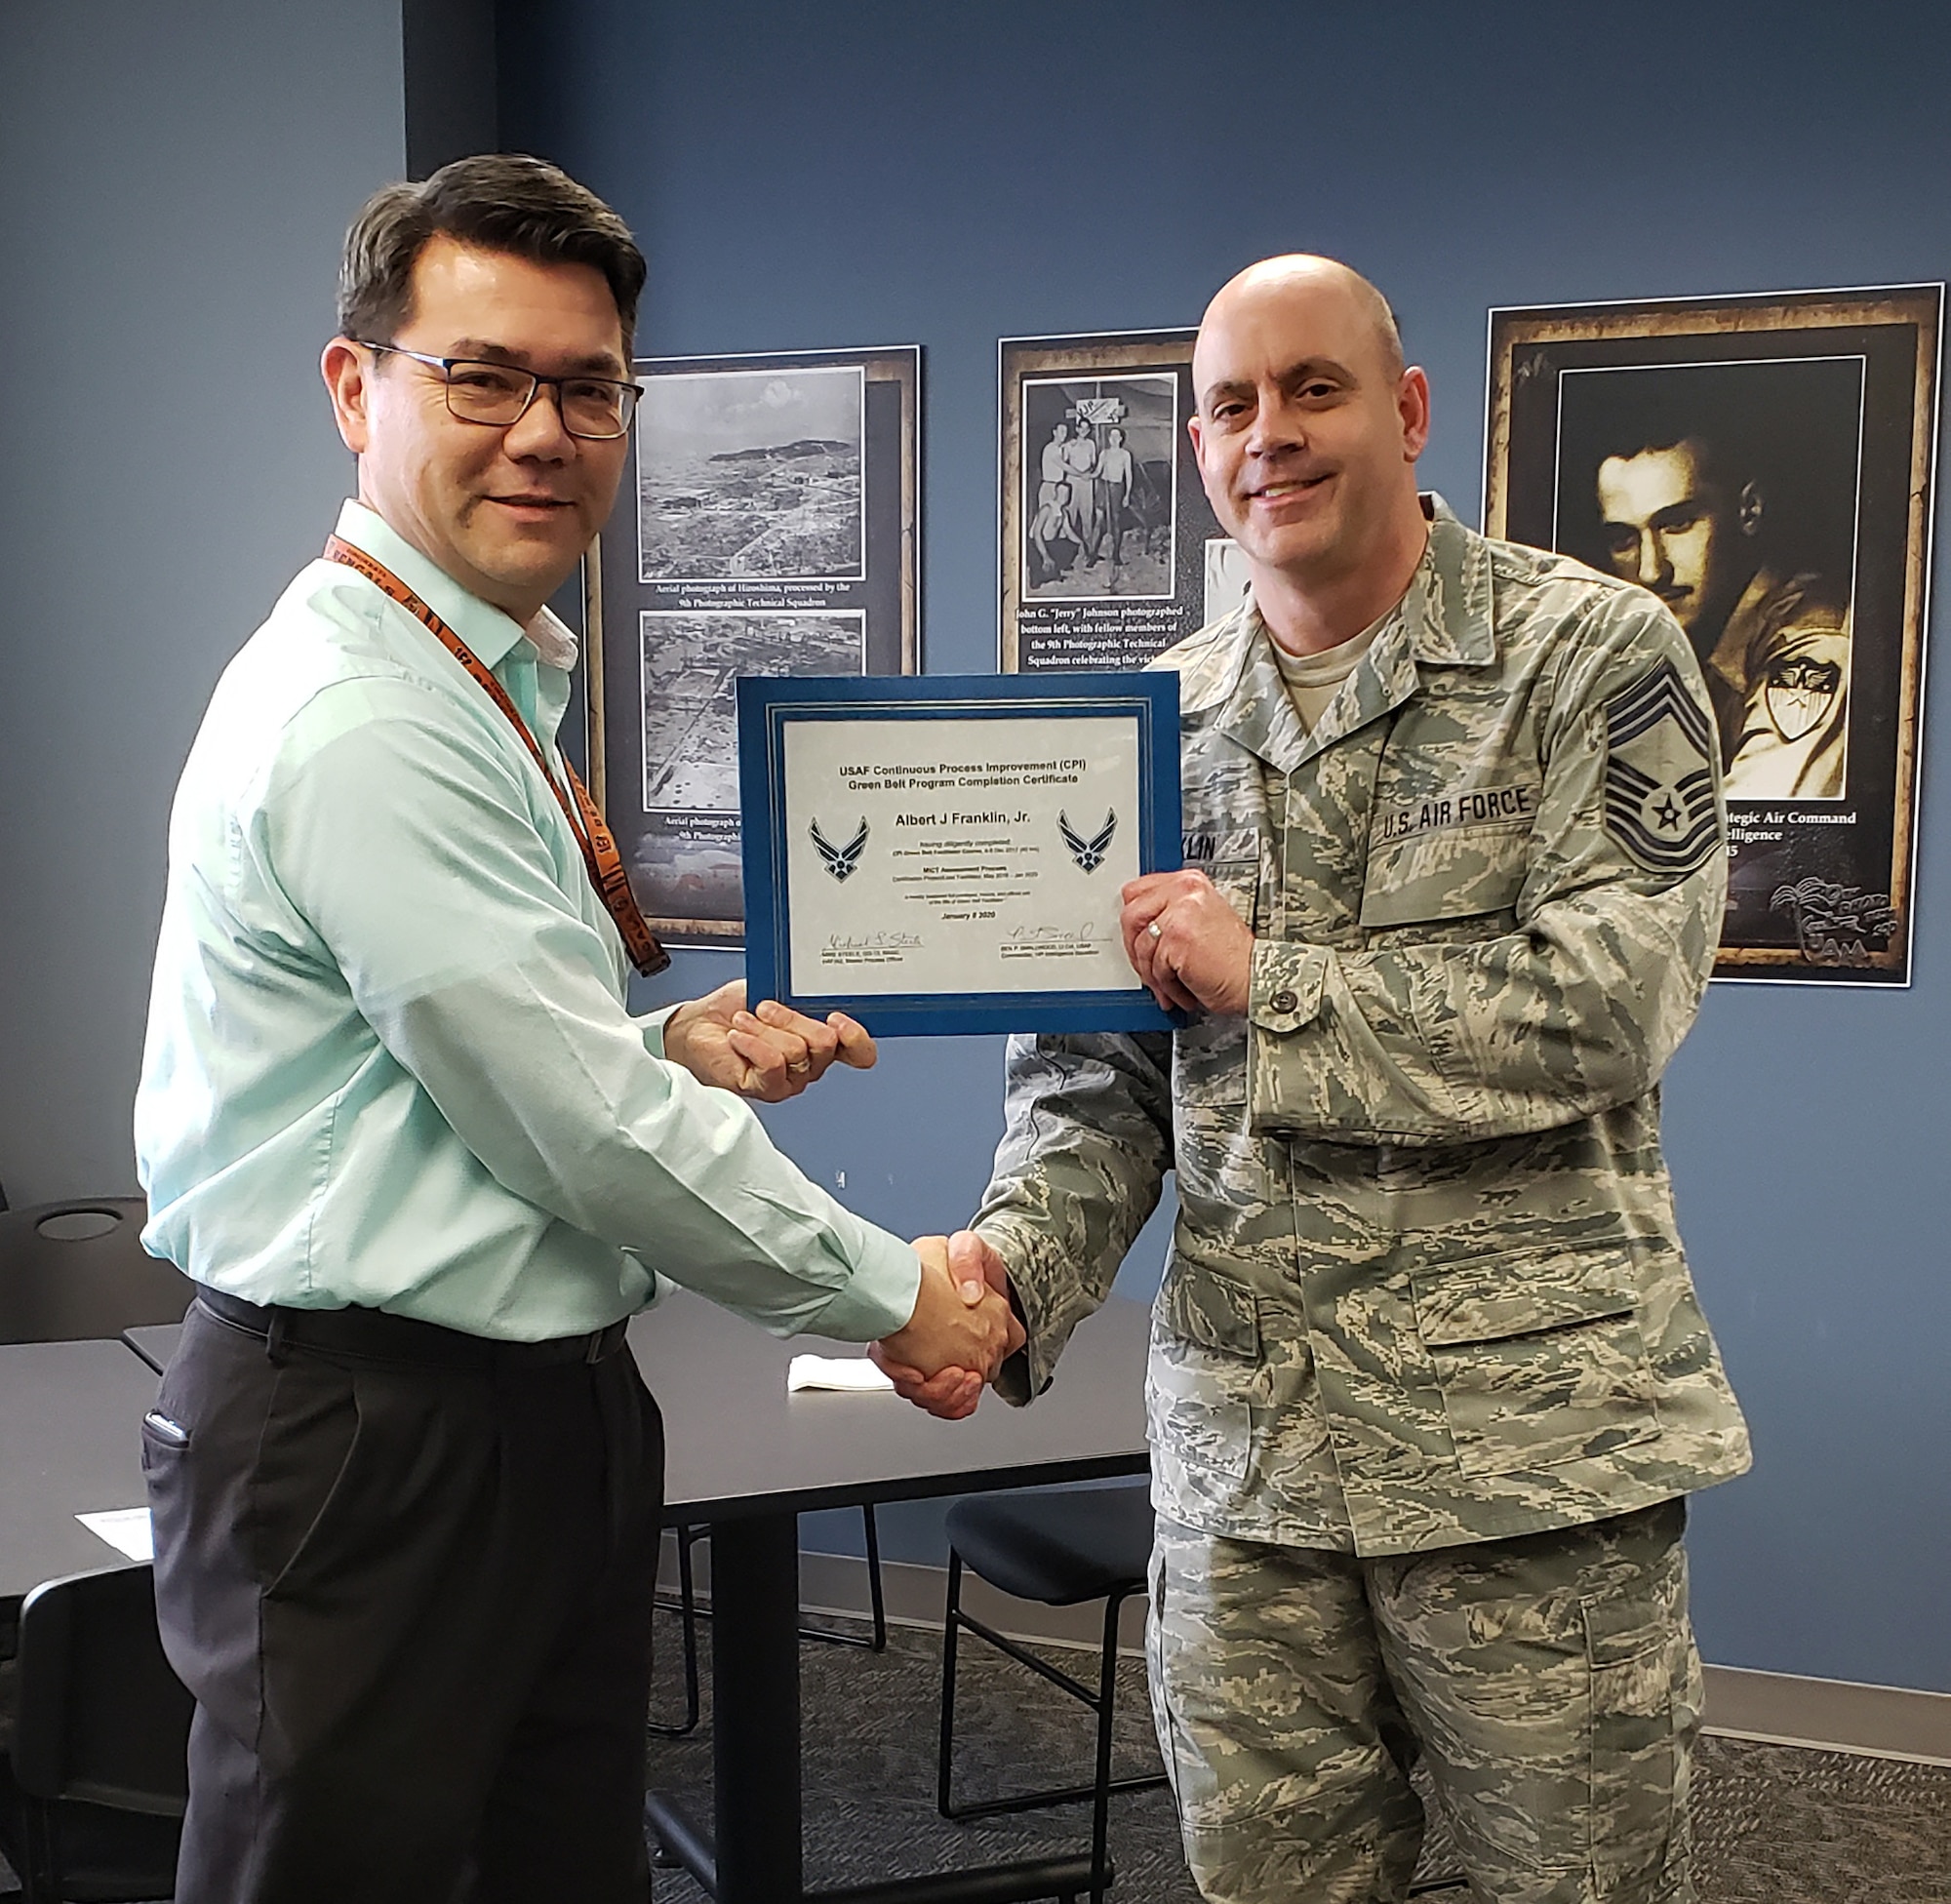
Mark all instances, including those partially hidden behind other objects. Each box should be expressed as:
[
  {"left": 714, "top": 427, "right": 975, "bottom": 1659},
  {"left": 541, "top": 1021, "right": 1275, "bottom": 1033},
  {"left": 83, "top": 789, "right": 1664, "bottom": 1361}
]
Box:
[
  {"left": 1121, "top": 870, "right": 1254, "bottom": 1016},
  {"left": 661, "top": 979, "right": 877, "bottom": 1101}
]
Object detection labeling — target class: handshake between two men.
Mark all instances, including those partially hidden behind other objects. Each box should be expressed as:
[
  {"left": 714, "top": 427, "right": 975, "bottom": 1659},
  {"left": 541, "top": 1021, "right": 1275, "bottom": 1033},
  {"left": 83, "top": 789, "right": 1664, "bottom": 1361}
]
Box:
[
  {"left": 662, "top": 860, "right": 1255, "bottom": 1419},
  {"left": 872, "top": 864, "right": 1254, "bottom": 1416},
  {"left": 657, "top": 977, "right": 1023, "bottom": 1405}
]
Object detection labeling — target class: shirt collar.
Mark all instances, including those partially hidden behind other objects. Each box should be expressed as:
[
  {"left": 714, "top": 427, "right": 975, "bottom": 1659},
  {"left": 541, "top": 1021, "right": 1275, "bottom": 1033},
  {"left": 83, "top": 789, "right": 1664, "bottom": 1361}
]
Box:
[
  {"left": 331, "top": 499, "right": 578, "bottom": 674},
  {"left": 1181, "top": 493, "right": 1497, "bottom": 773}
]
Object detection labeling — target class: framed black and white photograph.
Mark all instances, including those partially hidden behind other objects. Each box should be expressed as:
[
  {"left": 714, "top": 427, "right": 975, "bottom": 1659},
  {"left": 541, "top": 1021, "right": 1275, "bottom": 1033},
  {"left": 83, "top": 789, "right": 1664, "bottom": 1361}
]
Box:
[
  {"left": 1486, "top": 285, "right": 1940, "bottom": 984},
  {"left": 636, "top": 364, "right": 866, "bottom": 584},
  {"left": 1001, "top": 330, "right": 1220, "bottom": 672},
  {"left": 1018, "top": 372, "right": 1176, "bottom": 604},
  {"left": 590, "top": 344, "right": 919, "bottom": 945}
]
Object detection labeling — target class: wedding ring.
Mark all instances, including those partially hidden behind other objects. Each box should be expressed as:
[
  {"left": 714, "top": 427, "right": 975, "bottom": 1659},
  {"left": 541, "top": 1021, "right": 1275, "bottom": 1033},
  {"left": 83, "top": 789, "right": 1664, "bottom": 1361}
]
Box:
[{"left": 1148, "top": 921, "right": 1163, "bottom": 939}]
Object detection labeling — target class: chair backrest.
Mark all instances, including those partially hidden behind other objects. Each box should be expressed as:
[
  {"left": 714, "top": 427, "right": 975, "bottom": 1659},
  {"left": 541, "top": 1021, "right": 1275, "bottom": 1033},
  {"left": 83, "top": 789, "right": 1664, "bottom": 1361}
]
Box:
[
  {"left": 0, "top": 1198, "right": 191, "bottom": 1345},
  {"left": 14, "top": 1565, "right": 193, "bottom": 1815}
]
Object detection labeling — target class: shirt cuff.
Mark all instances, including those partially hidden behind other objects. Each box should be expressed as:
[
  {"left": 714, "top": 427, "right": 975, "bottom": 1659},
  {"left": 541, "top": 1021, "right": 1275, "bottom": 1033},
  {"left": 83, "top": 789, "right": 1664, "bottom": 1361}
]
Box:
[
  {"left": 802, "top": 1224, "right": 922, "bottom": 1342},
  {"left": 1249, "top": 939, "right": 1330, "bottom": 1034},
  {"left": 634, "top": 1002, "right": 682, "bottom": 1062}
]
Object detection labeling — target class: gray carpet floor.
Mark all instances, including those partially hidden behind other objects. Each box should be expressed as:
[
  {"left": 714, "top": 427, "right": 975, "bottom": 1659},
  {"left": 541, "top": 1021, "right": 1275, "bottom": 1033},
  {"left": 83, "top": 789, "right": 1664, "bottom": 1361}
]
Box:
[
  {"left": 6, "top": 1610, "right": 1943, "bottom": 1900},
  {"left": 645, "top": 1611, "right": 1951, "bottom": 1902}
]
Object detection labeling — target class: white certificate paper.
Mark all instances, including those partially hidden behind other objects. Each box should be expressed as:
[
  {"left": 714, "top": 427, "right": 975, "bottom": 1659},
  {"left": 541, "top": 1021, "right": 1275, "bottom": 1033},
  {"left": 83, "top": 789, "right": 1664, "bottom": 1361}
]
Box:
[{"left": 782, "top": 714, "right": 1145, "bottom": 998}]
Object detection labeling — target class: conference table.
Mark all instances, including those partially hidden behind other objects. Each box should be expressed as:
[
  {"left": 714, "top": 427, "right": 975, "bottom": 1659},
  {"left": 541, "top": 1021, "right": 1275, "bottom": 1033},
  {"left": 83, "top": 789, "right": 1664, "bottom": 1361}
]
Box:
[
  {"left": 0, "top": 1338, "right": 158, "bottom": 1613},
  {"left": 118, "top": 1289, "right": 1156, "bottom": 1904},
  {"left": 632, "top": 1288, "right": 1151, "bottom": 1904}
]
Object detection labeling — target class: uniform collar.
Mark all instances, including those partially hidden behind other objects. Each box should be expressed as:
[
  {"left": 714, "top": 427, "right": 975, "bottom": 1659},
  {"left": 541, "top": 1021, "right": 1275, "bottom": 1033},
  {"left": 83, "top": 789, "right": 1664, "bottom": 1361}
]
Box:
[
  {"left": 1411, "top": 495, "right": 1498, "bottom": 668},
  {"left": 1183, "top": 494, "right": 1496, "bottom": 774},
  {"left": 331, "top": 499, "right": 579, "bottom": 674}
]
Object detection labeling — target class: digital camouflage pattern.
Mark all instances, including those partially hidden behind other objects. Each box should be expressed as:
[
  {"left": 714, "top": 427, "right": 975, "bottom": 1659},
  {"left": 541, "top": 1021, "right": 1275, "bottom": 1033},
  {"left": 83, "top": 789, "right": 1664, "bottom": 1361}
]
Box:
[
  {"left": 1147, "top": 1500, "right": 1700, "bottom": 1902},
  {"left": 976, "top": 497, "right": 1751, "bottom": 1557}
]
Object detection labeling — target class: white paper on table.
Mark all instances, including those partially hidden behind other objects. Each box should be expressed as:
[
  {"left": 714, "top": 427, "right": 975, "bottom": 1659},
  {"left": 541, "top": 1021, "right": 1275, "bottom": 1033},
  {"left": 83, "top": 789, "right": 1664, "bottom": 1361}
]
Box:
[
  {"left": 76, "top": 1506, "right": 154, "bottom": 1560},
  {"left": 787, "top": 1355, "right": 895, "bottom": 1394}
]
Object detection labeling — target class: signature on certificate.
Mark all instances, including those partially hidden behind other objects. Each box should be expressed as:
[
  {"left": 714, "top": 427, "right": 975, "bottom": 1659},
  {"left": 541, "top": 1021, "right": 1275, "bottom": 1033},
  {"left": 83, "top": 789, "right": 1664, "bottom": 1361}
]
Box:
[
  {"left": 825, "top": 931, "right": 924, "bottom": 951},
  {"left": 1006, "top": 922, "right": 1106, "bottom": 944}
]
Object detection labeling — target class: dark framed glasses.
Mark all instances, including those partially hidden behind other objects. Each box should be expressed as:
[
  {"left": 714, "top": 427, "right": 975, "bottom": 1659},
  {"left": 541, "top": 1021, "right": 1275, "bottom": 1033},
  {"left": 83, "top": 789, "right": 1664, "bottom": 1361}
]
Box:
[{"left": 361, "top": 342, "right": 642, "bottom": 440}]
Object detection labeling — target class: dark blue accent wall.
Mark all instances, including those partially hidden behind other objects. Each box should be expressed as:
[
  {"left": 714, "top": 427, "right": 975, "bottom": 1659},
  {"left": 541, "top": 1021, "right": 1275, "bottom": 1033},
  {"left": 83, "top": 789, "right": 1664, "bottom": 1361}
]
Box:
[{"left": 513, "top": 0, "right": 1940, "bottom": 1693}]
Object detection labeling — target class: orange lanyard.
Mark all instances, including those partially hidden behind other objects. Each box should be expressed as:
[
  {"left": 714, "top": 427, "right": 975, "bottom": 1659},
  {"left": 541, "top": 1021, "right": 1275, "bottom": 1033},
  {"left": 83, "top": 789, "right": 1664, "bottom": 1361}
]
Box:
[{"left": 323, "top": 536, "right": 670, "bottom": 977}]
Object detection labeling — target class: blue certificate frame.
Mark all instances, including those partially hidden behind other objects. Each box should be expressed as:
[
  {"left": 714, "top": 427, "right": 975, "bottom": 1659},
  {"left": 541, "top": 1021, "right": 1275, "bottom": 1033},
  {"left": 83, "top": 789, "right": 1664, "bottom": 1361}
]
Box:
[{"left": 738, "top": 672, "right": 1181, "bottom": 1036}]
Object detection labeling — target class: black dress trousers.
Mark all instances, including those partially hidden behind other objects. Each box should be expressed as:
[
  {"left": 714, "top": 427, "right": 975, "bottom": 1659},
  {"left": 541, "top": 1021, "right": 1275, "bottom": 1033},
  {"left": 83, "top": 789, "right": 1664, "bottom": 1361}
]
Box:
[{"left": 142, "top": 1299, "right": 665, "bottom": 1904}]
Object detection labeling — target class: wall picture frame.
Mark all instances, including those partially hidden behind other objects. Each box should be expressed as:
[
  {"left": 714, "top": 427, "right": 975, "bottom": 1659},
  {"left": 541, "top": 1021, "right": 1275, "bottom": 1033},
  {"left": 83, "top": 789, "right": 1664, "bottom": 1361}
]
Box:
[
  {"left": 1486, "top": 285, "right": 1941, "bottom": 984},
  {"left": 999, "top": 329, "right": 1222, "bottom": 673},
  {"left": 587, "top": 344, "right": 921, "bottom": 947}
]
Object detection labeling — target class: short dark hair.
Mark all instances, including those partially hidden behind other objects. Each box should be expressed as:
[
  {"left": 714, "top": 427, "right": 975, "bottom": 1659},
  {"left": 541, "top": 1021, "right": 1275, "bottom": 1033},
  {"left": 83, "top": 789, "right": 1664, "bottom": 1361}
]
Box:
[
  {"left": 1580, "top": 370, "right": 1759, "bottom": 497},
  {"left": 337, "top": 153, "right": 645, "bottom": 353}
]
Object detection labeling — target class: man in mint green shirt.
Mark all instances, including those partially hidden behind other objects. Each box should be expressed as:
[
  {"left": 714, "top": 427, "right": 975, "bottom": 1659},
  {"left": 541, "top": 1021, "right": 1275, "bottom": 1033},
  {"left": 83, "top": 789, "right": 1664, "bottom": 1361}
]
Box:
[{"left": 134, "top": 154, "right": 1012, "bottom": 1904}]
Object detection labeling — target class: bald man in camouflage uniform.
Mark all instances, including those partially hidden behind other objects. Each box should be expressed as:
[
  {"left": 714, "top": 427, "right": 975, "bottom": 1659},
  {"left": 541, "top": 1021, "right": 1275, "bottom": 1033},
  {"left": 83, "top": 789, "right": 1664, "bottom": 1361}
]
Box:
[{"left": 885, "top": 258, "right": 1749, "bottom": 1904}]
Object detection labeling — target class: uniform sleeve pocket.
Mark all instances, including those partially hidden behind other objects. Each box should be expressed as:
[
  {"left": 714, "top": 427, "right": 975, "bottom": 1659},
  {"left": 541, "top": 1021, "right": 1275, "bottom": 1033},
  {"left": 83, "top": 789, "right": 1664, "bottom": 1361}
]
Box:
[
  {"left": 1360, "top": 821, "right": 1528, "bottom": 929},
  {"left": 1411, "top": 1245, "right": 1660, "bottom": 1477}
]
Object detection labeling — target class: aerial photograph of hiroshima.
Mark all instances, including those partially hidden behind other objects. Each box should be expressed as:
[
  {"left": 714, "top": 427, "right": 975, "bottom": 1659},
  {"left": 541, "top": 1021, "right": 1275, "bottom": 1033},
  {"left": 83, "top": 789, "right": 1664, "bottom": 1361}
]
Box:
[
  {"left": 636, "top": 363, "right": 866, "bottom": 582},
  {"left": 638, "top": 609, "right": 865, "bottom": 812}
]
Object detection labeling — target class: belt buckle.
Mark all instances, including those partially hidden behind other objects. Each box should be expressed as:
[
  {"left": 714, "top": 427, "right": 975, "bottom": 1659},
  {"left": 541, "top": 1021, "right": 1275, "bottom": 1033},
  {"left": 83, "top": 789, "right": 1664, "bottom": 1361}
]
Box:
[{"left": 585, "top": 1320, "right": 621, "bottom": 1366}]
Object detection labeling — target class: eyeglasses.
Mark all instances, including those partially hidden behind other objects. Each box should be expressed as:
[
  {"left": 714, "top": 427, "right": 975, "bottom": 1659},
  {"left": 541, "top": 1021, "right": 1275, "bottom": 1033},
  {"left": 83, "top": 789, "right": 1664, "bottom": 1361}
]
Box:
[{"left": 360, "top": 342, "right": 643, "bottom": 440}]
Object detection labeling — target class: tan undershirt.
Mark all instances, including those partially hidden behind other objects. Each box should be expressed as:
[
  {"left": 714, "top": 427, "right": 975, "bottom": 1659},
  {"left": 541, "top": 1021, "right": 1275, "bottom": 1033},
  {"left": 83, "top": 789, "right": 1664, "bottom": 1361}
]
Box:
[{"left": 1264, "top": 612, "right": 1386, "bottom": 731}]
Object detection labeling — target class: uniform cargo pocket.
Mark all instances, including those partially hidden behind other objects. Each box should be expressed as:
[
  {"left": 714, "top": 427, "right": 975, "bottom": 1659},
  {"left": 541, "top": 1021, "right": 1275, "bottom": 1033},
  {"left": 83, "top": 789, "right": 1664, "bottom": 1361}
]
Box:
[
  {"left": 1412, "top": 1246, "right": 1660, "bottom": 1477},
  {"left": 1161, "top": 1259, "right": 1259, "bottom": 1357},
  {"left": 1581, "top": 1518, "right": 1696, "bottom": 1891},
  {"left": 1148, "top": 1259, "right": 1261, "bottom": 1486},
  {"left": 1360, "top": 820, "right": 1528, "bottom": 930}
]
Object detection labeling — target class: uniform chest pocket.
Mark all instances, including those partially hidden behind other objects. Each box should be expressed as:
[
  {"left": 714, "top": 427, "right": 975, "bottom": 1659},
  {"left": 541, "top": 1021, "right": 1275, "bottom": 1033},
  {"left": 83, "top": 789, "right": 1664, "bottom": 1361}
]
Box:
[
  {"left": 1411, "top": 1245, "right": 1661, "bottom": 1478},
  {"left": 1185, "top": 819, "right": 1262, "bottom": 932},
  {"left": 1360, "top": 820, "right": 1529, "bottom": 931}
]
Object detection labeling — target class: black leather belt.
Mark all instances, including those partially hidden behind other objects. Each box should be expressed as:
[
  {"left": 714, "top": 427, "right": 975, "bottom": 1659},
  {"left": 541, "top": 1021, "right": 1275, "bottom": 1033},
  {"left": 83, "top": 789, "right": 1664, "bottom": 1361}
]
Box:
[{"left": 193, "top": 1285, "right": 630, "bottom": 1370}]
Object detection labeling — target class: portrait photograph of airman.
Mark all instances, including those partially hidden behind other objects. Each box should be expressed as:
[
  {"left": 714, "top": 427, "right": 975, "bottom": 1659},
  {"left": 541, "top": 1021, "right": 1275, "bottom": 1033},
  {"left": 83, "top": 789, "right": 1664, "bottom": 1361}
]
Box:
[
  {"left": 1487, "top": 286, "right": 1939, "bottom": 983},
  {"left": 1555, "top": 359, "right": 1859, "bottom": 802}
]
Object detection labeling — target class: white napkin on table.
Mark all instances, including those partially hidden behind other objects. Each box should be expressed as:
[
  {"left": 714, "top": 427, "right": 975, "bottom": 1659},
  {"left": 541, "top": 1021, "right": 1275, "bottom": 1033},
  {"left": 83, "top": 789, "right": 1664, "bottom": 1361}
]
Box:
[
  {"left": 76, "top": 1506, "right": 154, "bottom": 1560},
  {"left": 787, "top": 1354, "right": 895, "bottom": 1394}
]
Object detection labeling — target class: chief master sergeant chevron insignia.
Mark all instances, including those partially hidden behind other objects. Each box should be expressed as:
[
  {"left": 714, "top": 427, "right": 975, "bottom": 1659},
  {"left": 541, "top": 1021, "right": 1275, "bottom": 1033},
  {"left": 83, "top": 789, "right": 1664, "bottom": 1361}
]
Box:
[
  {"left": 1603, "top": 658, "right": 1720, "bottom": 874},
  {"left": 810, "top": 816, "right": 869, "bottom": 882}
]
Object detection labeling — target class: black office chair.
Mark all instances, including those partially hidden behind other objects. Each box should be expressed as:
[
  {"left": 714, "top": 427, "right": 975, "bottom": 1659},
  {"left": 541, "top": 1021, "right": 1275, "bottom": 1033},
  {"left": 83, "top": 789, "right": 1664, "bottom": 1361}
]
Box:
[
  {"left": 0, "top": 1200, "right": 190, "bottom": 1347},
  {"left": 936, "top": 1483, "right": 1165, "bottom": 1904},
  {"left": 0, "top": 1565, "right": 191, "bottom": 1904},
  {"left": 648, "top": 1508, "right": 888, "bottom": 1738}
]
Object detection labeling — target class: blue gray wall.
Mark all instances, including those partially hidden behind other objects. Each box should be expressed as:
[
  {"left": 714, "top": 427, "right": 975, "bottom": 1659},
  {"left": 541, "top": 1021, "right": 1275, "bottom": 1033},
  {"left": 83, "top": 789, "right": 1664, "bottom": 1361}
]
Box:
[
  {"left": 499, "top": 0, "right": 1951, "bottom": 1692},
  {"left": 5, "top": 0, "right": 1945, "bottom": 1699},
  {"left": 0, "top": 0, "right": 408, "bottom": 1202}
]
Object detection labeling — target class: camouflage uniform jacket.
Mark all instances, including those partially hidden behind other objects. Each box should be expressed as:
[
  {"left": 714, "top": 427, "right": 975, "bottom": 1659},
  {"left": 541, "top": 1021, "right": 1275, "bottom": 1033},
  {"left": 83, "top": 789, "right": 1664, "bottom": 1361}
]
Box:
[{"left": 975, "top": 496, "right": 1752, "bottom": 1557}]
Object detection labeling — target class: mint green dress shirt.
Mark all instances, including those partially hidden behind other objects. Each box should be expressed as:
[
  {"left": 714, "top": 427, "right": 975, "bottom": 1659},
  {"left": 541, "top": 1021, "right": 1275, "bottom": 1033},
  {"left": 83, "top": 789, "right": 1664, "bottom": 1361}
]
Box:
[{"left": 135, "top": 500, "right": 920, "bottom": 1344}]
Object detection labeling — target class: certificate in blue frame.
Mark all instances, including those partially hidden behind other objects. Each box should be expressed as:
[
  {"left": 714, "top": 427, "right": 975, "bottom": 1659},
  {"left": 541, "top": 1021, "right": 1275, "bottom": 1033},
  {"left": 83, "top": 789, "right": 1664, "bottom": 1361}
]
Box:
[{"left": 738, "top": 672, "right": 1181, "bottom": 1036}]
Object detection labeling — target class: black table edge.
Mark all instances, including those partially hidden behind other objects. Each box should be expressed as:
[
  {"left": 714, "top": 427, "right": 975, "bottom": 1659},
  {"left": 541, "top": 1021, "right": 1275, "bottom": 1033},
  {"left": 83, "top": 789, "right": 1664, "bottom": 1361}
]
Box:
[{"left": 665, "top": 1451, "right": 1145, "bottom": 1525}]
